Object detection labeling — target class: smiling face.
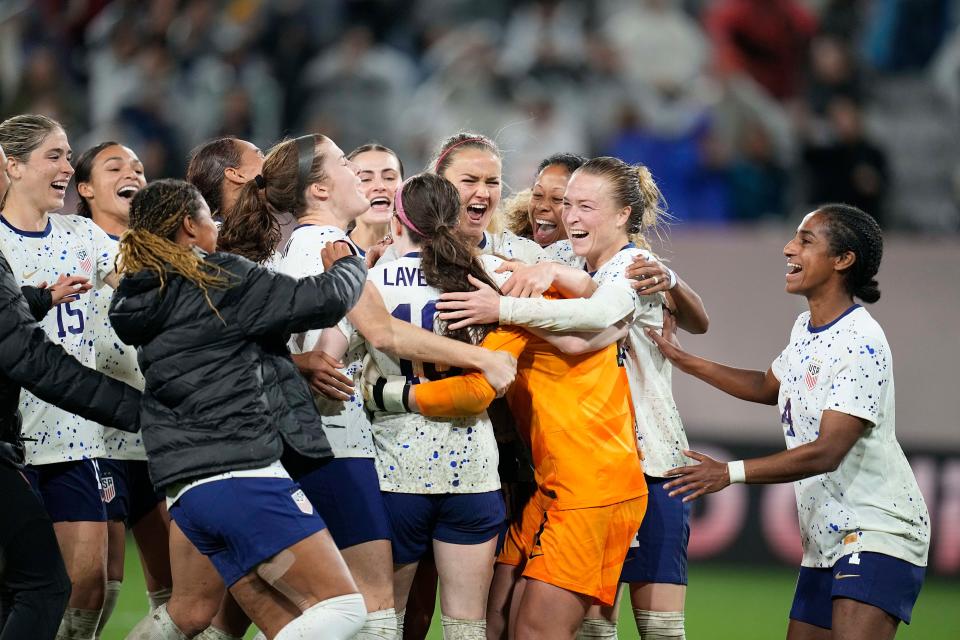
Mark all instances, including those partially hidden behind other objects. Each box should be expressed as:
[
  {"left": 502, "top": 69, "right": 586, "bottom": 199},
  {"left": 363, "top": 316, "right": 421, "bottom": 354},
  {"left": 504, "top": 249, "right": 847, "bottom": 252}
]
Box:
[
  {"left": 528, "top": 163, "right": 571, "bottom": 247},
  {"left": 783, "top": 211, "right": 851, "bottom": 297},
  {"left": 7, "top": 127, "right": 73, "bottom": 213},
  {"left": 78, "top": 144, "right": 146, "bottom": 223},
  {"left": 354, "top": 149, "right": 402, "bottom": 227},
  {"left": 316, "top": 139, "right": 368, "bottom": 221},
  {"left": 562, "top": 171, "right": 630, "bottom": 269},
  {"left": 441, "top": 148, "right": 502, "bottom": 245}
]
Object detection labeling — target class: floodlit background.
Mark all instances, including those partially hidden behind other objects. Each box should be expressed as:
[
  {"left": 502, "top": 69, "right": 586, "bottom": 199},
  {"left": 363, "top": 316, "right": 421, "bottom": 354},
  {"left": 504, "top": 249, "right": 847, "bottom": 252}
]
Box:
[{"left": 2, "top": 0, "right": 958, "bottom": 637}]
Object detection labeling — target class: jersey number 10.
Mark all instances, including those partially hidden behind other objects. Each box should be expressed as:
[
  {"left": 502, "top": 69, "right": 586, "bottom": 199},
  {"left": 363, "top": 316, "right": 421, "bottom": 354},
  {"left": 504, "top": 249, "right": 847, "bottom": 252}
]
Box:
[{"left": 391, "top": 301, "right": 457, "bottom": 382}]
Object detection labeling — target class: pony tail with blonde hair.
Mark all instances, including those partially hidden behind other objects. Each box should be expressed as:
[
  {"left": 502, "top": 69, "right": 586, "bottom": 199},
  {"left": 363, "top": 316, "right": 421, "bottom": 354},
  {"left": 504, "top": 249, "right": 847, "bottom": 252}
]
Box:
[
  {"left": 501, "top": 189, "right": 533, "bottom": 239},
  {"left": 630, "top": 165, "right": 669, "bottom": 250},
  {"left": 117, "top": 179, "right": 231, "bottom": 320}
]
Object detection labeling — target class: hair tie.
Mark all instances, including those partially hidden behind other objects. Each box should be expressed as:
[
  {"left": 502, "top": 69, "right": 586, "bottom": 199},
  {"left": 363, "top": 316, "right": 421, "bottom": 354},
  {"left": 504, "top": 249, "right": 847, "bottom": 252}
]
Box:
[
  {"left": 253, "top": 174, "right": 266, "bottom": 189},
  {"left": 294, "top": 134, "right": 315, "bottom": 191},
  {"left": 434, "top": 137, "right": 488, "bottom": 172},
  {"left": 394, "top": 179, "right": 427, "bottom": 238}
]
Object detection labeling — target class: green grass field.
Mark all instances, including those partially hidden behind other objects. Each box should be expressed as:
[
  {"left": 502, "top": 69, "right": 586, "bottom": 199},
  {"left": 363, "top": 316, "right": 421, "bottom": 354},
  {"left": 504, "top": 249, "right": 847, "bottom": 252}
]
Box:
[{"left": 103, "top": 537, "right": 960, "bottom": 639}]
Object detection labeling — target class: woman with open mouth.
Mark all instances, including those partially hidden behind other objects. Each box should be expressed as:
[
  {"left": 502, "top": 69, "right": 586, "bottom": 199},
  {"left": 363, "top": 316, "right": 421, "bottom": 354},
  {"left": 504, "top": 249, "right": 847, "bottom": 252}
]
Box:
[
  {"left": 0, "top": 114, "right": 125, "bottom": 640},
  {"left": 346, "top": 143, "right": 404, "bottom": 256},
  {"left": 74, "top": 140, "right": 174, "bottom": 638},
  {"left": 650, "top": 204, "right": 929, "bottom": 640}
]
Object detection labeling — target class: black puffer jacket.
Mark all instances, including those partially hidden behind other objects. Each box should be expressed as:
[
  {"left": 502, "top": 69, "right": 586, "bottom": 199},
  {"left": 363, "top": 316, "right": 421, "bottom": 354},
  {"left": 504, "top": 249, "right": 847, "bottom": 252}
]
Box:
[
  {"left": 109, "top": 251, "right": 366, "bottom": 489},
  {"left": 0, "top": 255, "right": 141, "bottom": 469}
]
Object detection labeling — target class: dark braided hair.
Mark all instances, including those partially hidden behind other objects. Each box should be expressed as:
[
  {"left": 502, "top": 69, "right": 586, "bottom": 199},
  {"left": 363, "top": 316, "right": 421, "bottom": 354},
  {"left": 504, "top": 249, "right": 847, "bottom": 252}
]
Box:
[
  {"left": 118, "top": 179, "right": 229, "bottom": 318},
  {"left": 396, "top": 173, "right": 502, "bottom": 345},
  {"left": 817, "top": 203, "right": 883, "bottom": 303},
  {"left": 74, "top": 141, "right": 121, "bottom": 218}
]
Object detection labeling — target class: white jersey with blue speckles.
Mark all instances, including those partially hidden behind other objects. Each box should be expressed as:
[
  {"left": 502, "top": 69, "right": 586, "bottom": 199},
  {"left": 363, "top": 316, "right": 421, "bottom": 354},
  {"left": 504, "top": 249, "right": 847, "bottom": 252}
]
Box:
[
  {"left": 594, "top": 246, "right": 687, "bottom": 476},
  {"left": 478, "top": 230, "right": 544, "bottom": 264},
  {"left": 93, "top": 233, "right": 146, "bottom": 460},
  {"left": 538, "top": 239, "right": 580, "bottom": 267},
  {"left": 771, "top": 306, "right": 929, "bottom": 568},
  {"left": 0, "top": 213, "right": 114, "bottom": 464},
  {"left": 364, "top": 253, "right": 506, "bottom": 494},
  {"left": 278, "top": 224, "right": 373, "bottom": 458}
]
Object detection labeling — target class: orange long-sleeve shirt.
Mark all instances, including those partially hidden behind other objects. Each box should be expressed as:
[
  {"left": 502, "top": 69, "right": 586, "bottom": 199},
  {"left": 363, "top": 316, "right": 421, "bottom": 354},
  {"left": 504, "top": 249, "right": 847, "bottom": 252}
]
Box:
[{"left": 414, "top": 326, "right": 646, "bottom": 510}]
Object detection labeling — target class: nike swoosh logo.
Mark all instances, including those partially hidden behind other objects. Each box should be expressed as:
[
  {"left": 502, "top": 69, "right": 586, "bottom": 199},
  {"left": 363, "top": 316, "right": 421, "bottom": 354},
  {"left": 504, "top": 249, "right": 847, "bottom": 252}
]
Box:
[
  {"left": 835, "top": 573, "right": 860, "bottom": 579},
  {"left": 22, "top": 268, "right": 40, "bottom": 279}
]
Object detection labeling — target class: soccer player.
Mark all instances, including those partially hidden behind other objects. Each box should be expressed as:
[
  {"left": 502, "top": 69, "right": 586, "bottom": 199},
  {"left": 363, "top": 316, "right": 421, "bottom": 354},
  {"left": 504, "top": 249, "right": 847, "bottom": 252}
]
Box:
[
  {"left": 109, "top": 178, "right": 369, "bottom": 639},
  {"left": 436, "top": 157, "right": 699, "bottom": 639},
  {"left": 73, "top": 141, "right": 173, "bottom": 638},
  {"left": 0, "top": 114, "right": 122, "bottom": 639},
  {"left": 346, "top": 143, "right": 404, "bottom": 255},
  {"left": 319, "top": 173, "right": 533, "bottom": 640},
  {"left": 503, "top": 152, "right": 586, "bottom": 248},
  {"left": 0, "top": 141, "right": 142, "bottom": 640},
  {"left": 651, "top": 204, "right": 929, "bottom": 640}
]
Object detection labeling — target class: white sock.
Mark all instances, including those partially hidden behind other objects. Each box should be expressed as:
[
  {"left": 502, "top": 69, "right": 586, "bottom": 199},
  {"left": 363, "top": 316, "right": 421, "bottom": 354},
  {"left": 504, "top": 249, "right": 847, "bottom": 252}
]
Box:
[
  {"left": 354, "top": 607, "right": 399, "bottom": 639},
  {"left": 148, "top": 587, "right": 173, "bottom": 611},
  {"left": 56, "top": 607, "right": 102, "bottom": 640},
  {"left": 396, "top": 609, "right": 405, "bottom": 637},
  {"left": 440, "top": 614, "right": 486, "bottom": 640},
  {"left": 274, "top": 593, "right": 367, "bottom": 640},
  {"left": 577, "top": 617, "right": 619, "bottom": 639},
  {"left": 125, "top": 603, "right": 189, "bottom": 640},
  {"left": 633, "top": 609, "right": 685, "bottom": 640},
  {"left": 95, "top": 580, "right": 122, "bottom": 639},
  {"left": 195, "top": 625, "right": 244, "bottom": 640}
]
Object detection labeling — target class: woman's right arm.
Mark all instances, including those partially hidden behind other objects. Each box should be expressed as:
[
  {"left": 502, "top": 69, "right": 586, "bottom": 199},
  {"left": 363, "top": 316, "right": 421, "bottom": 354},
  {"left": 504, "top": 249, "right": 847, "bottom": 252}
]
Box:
[{"left": 647, "top": 312, "right": 780, "bottom": 405}]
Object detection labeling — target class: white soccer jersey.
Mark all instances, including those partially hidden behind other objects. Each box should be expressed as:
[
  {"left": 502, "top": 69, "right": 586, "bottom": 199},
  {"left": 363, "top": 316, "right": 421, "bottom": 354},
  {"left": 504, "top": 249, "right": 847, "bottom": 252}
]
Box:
[
  {"left": 592, "top": 246, "right": 688, "bottom": 476},
  {"left": 538, "top": 239, "right": 580, "bottom": 267},
  {"left": 364, "top": 252, "right": 506, "bottom": 494},
  {"left": 92, "top": 233, "right": 146, "bottom": 460},
  {"left": 478, "top": 230, "right": 545, "bottom": 264},
  {"left": 278, "top": 224, "right": 375, "bottom": 459},
  {"left": 0, "top": 213, "right": 114, "bottom": 464},
  {"left": 771, "top": 306, "right": 930, "bottom": 568}
]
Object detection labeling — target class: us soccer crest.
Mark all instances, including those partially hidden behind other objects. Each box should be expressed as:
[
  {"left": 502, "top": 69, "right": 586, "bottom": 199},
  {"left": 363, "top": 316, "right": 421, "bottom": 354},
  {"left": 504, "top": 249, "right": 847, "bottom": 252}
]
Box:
[
  {"left": 100, "top": 475, "right": 116, "bottom": 503},
  {"left": 291, "top": 489, "right": 313, "bottom": 515},
  {"left": 805, "top": 358, "right": 822, "bottom": 391},
  {"left": 76, "top": 248, "right": 93, "bottom": 274}
]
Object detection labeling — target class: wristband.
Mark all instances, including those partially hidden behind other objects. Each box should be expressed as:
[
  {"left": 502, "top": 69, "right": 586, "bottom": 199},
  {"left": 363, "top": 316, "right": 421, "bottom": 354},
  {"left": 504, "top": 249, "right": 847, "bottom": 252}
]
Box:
[
  {"left": 727, "top": 460, "right": 746, "bottom": 484},
  {"left": 666, "top": 267, "right": 678, "bottom": 290}
]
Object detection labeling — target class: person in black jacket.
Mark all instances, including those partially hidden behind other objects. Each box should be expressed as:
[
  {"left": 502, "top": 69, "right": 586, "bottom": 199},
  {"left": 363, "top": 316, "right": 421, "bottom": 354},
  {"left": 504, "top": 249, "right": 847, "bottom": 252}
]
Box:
[
  {"left": 109, "top": 179, "right": 369, "bottom": 639},
  {"left": 0, "top": 146, "right": 143, "bottom": 640}
]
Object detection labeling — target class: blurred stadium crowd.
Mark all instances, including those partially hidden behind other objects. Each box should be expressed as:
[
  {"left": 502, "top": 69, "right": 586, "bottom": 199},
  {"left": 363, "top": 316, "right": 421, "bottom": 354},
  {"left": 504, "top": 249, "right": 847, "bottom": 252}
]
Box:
[{"left": 2, "top": 0, "right": 959, "bottom": 229}]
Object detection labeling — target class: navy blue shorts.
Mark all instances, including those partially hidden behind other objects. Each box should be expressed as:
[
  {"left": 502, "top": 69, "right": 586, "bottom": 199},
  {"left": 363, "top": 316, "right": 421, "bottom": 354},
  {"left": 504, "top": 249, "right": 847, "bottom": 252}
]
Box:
[
  {"left": 382, "top": 490, "right": 505, "bottom": 564},
  {"left": 23, "top": 459, "right": 107, "bottom": 523},
  {"left": 295, "top": 457, "right": 392, "bottom": 550},
  {"left": 98, "top": 459, "right": 165, "bottom": 526},
  {"left": 790, "top": 552, "right": 926, "bottom": 628},
  {"left": 619, "top": 475, "right": 690, "bottom": 585},
  {"left": 169, "top": 476, "right": 325, "bottom": 587}
]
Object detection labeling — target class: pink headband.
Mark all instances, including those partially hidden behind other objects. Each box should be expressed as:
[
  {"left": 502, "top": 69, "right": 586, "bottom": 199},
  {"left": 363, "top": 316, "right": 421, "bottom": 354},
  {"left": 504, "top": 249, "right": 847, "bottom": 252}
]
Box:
[
  {"left": 434, "top": 137, "right": 489, "bottom": 171},
  {"left": 394, "top": 179, "right": 427, "bottom": 238}
]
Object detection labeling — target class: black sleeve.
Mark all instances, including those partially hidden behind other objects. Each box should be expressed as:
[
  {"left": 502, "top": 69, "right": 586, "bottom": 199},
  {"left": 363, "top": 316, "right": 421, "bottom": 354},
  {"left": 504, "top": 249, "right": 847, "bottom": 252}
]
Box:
[
  {"left": 0, "top": 257, "right": 141, "bottom": 432},
  {"left": 230, "top": 254, "right": 367, "bottom": 338},
  {"left": 20, "top": 286, "right": 52, "bottom": 321}
]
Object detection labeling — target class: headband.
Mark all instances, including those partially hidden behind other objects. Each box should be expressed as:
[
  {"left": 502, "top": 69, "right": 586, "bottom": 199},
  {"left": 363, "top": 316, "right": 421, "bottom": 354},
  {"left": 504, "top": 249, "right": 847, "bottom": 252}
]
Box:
[
  {"left": 393, "top": 179, "right": 426, "bottom": 238},
  {"left": 434, "top": 137, "right": 488, "bottom": 172},
  {"left": 294, "top": 134, "right": 315, "bottom": 191}
]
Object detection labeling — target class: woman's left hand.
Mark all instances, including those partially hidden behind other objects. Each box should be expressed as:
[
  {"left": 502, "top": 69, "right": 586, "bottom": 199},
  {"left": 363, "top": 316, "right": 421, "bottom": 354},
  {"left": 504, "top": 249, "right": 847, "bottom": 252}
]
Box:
[
  {"left": 663, "top": 450, "right": 730, "bottom": 502},
  {"left": 437, "top": 275, "right": 501, "bottom": 330},
  {"left": 499, "top": 262, "right": 555, "bottom": 298},
  {"left": 40, "top": 274, "right": 92, "bottom": 306},
  {"left": 625, "top": 254, "right": 672, "bottom": 294}
]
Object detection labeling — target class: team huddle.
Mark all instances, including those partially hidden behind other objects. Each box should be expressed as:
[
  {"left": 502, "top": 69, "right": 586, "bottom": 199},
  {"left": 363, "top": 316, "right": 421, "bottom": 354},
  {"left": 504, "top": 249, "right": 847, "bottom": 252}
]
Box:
[{"left": 0, "top": 113, "right": 931, "bottom": 640}]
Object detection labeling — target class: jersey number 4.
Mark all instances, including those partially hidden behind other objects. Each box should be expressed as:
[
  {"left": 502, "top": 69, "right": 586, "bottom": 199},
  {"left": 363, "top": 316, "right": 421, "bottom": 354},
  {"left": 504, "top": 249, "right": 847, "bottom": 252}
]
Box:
[
  {"left": 55, "top": 301, "right": 85, "bottom": 339},
  {"left": 781, "top": 397, "right": 795, "bottom": 436}
]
